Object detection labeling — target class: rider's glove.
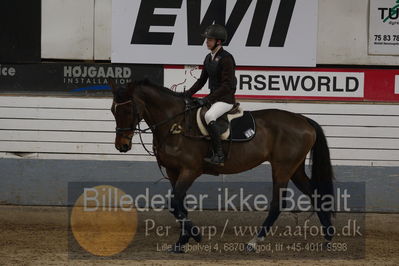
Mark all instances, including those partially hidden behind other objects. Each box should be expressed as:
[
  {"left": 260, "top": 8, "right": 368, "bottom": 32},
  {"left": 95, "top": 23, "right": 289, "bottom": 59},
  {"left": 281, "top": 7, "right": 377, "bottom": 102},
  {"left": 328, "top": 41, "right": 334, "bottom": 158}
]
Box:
[
  {"left": 187, "top": 97, "right": 210, "bottom": 110},
  {"left": 196, "top": 97, "right": 209, "bottom": 106}
]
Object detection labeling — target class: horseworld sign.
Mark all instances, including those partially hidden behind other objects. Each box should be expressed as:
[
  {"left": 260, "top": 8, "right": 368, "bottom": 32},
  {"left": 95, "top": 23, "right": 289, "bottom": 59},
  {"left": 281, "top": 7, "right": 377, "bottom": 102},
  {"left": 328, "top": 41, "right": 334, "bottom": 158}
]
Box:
[
  {"left": 112, "top": 0, "right": 318, "bottom": 66},
  {"left": 165, "top": 66, "right": 399, "bottom": 102}
]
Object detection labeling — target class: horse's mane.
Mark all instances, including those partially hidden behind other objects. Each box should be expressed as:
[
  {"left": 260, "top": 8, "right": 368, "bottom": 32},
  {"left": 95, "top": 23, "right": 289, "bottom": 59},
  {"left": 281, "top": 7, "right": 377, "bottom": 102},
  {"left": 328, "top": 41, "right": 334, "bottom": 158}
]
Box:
[{"left": 133, "top": 78, "right": 186, "bottom": 98}]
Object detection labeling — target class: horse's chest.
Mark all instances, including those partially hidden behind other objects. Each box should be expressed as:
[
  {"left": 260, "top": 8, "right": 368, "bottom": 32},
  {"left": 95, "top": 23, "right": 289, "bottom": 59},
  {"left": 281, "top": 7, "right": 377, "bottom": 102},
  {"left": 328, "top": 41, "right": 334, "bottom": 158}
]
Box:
[
  {"left": 154, "top": 138, "right": 182, "bottom": 167},
  {"left": 163, "top": 143, "right": 181, "bottom": 157}
]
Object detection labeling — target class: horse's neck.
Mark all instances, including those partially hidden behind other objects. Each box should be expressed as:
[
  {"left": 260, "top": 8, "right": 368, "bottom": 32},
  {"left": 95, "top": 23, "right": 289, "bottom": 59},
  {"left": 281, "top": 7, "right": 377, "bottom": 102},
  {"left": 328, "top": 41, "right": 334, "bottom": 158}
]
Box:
[{"left": 136, "top": 87, "right": 185, "bottom": 134}]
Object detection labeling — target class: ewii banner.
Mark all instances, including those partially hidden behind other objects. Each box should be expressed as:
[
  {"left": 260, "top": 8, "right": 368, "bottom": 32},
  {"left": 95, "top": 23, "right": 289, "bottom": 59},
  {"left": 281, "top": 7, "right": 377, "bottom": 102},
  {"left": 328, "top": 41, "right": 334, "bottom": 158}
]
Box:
[
  {"left": 164, "top": 66, "right": 399, "bottom": 102},
  {"left": 112, "top": 0, "right": 318, "bottom": 67}
]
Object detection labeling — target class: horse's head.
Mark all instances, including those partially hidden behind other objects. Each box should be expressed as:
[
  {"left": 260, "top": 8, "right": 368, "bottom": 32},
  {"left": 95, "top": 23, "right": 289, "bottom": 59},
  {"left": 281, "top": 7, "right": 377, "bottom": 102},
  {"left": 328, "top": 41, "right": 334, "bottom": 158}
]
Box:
[{"left": 109, "top": 80, "right": 141, "bottom": 153}]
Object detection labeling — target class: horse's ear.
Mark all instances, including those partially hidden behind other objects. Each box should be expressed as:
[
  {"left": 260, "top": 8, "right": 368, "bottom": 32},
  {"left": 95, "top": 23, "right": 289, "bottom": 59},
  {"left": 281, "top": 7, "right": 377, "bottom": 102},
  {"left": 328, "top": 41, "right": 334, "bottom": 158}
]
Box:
[
  {"left": 127, "top": 81, "right": 136, "bottom": 93},
  {"left": 109, "top": 79, "right": 117, "bottom": 94}
]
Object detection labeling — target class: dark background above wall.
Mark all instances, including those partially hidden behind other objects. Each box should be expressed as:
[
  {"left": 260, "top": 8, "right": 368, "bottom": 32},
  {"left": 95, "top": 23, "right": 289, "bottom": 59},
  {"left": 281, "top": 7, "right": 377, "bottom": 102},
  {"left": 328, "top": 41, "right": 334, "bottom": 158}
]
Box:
[{"left": 0, "top": 0, "right": 41, "bottom": 63}]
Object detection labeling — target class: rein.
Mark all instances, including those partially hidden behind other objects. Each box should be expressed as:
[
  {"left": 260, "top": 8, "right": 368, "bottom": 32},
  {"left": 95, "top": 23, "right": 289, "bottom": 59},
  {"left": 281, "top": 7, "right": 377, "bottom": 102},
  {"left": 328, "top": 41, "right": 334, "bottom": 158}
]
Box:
[{"left": 114, "top": 99, "right": 196, "bottom": 132}]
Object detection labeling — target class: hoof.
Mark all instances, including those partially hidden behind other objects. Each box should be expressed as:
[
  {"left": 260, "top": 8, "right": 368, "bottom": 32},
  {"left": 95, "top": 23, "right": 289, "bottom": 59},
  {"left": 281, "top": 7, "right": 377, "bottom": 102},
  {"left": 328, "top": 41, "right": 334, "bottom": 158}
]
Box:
[
  {"left": 324, "top": 234, "right": 333, "bottom": 242},
  {"left": 190, "top": 226, "right": 202, "bottom": 243},
  {"left": 168, "top": 244, "right": 186, "bottom": 253},
  {"left": 324, "top": 226, "right": 334, "bottom": 241},
  {"left": 323, "top": 240, "right": 332, "bottom": 250},
  {"left": 192, "top": 233, "right": 202, "bottom": 243},
  {"left": 245, "top": 243, "right": 257, "bottom": 253},
  {"left": 245, "top": 236, "right": 263, "bottom": 252},
  {"left": 322, "top": 240, "right": 332, "bottom": 249}
]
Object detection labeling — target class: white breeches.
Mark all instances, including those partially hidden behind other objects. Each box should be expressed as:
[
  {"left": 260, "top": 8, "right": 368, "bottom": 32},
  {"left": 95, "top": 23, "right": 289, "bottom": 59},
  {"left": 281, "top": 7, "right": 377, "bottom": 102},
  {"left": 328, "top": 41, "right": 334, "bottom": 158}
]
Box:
[{"left": 204, "top": 101, "right": 234, "bottom": 124}]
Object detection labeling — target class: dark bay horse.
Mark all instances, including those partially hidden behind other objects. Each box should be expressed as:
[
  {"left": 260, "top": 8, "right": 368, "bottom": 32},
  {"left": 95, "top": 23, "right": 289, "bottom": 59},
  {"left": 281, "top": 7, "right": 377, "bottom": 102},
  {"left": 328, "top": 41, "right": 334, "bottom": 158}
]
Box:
[{"left": 110, "top": 79, "right": 334, "bottom": 253}]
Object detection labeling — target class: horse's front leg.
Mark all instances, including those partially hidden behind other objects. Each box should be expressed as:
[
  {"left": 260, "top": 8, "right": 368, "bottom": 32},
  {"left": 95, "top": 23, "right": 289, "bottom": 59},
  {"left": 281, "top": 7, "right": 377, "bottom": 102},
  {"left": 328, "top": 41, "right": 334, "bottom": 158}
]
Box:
[{"left": 168, "top": 168, "right": 202, "bottom": 253}]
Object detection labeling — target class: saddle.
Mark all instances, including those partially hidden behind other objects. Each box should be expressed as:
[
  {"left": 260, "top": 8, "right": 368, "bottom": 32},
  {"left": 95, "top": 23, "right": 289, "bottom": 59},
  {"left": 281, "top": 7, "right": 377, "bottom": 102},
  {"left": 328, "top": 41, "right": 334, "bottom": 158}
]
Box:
[{"left": 196, "top": 102, "right": 256, "bottom": 142}]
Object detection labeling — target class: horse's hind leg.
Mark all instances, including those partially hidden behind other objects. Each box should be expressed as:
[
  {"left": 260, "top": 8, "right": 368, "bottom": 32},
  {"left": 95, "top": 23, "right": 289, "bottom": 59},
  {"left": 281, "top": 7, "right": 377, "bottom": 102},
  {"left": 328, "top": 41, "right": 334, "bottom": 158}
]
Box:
[
  {"left": 246, "top": 162, "right": 297, "bottom": 251},
  {"left": 291, "top": 161, "right": 334, "bottom": 241}
]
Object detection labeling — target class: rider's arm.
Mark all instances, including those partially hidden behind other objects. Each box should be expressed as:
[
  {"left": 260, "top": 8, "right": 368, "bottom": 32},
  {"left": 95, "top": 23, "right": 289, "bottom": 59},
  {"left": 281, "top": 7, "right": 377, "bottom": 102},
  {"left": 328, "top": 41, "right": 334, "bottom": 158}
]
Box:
[
  {"left": 183, "top": 67, "right": 208, "bottom": 98},
  {"left": 204, "top": 56, "right": 235, "bottom": 104}
]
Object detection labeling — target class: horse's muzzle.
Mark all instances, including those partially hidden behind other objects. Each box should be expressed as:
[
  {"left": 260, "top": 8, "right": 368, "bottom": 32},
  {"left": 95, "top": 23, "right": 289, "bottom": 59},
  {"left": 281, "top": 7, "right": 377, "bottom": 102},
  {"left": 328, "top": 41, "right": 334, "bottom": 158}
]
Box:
[
  {"left": 119, "top": 143, "right": 131, "bottom": 153},
  {"left": 115, "top": 140, "right": 132, "bottom": 153}
]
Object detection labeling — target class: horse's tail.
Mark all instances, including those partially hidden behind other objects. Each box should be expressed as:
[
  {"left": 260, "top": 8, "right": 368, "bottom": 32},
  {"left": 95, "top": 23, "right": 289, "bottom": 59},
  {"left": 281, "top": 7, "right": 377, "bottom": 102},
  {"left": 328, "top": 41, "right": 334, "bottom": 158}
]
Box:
[{"left": 306, "top": 117, "right": 335, "bottom": 215}]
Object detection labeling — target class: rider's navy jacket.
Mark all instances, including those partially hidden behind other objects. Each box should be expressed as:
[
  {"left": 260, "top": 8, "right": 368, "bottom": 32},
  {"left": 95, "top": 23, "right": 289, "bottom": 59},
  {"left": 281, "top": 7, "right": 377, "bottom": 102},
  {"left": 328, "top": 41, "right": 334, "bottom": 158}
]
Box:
[{"left": 184, "top": 47, "right": 237, "bottom": 105}]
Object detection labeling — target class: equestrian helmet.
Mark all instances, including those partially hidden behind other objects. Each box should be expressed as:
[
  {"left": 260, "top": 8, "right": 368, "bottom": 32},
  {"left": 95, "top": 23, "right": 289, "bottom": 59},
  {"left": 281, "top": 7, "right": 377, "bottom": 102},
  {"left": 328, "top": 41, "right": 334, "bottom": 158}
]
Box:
[{"left": 201, "top": 24, "right": 228, "bottom": 43}]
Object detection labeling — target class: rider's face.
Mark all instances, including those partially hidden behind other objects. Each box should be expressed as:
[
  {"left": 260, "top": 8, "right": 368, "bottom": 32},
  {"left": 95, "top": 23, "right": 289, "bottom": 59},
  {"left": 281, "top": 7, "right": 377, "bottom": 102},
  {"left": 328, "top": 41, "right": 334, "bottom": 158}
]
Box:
[{"left": 206, "top": 38, "right": 218, "bottom": 50}]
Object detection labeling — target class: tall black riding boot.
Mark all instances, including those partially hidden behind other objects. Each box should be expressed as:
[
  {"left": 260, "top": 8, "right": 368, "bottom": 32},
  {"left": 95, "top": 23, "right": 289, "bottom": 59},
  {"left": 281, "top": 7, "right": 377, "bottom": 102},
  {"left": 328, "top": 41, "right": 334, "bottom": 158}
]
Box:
[{"left": 204, "top": 121, "right": 225, "bottom": 166}]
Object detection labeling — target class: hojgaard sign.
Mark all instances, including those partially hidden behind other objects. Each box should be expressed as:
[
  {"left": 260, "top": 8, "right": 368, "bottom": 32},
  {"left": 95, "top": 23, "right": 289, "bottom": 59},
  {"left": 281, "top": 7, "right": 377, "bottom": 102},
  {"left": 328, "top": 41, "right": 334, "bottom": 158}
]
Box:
[{"left": 112, "top": 0, "right": 318, "bottom": 66}]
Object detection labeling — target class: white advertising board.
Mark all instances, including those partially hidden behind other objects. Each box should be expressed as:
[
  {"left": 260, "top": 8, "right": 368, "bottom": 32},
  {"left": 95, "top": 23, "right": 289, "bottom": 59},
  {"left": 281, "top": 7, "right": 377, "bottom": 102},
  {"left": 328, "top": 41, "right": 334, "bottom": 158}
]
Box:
[
  {"left": 112, "top": 0, "right": 318, "bottom": 66},
  {"left": 369, "top": 0, "right": 399, "bottom": 55}
]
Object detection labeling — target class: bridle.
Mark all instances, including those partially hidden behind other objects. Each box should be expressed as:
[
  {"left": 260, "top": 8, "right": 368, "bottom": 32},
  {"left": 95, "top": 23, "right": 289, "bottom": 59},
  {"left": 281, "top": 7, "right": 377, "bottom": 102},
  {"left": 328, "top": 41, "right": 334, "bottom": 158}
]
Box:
[
  {"left": 113, "top": 100, "right": 136, "bottom": 135},
  {"left": 113, "top": 98, "right": 198, "bottom": 136}
]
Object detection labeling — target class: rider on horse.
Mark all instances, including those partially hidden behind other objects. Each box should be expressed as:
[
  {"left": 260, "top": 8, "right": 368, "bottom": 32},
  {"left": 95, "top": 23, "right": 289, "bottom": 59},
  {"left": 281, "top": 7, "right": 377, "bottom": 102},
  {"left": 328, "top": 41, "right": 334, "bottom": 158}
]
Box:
[{"left": 183, "top": 24, "right": 237, "bottom": 166}]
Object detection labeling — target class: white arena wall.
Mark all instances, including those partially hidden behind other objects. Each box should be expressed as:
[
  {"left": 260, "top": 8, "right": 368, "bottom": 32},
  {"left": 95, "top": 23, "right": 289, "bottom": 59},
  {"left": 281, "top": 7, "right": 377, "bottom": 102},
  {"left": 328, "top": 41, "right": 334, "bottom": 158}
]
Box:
[{"left": 0, "top": 96, "right": 398, "bottom": 166}]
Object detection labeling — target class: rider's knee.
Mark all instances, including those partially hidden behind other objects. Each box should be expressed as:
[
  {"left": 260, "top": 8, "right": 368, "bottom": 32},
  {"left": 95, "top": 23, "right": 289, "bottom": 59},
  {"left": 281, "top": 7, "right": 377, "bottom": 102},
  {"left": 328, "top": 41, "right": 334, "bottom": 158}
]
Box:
[{"left": 205, "top": 112, "right": 216, "bottom": 124}]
